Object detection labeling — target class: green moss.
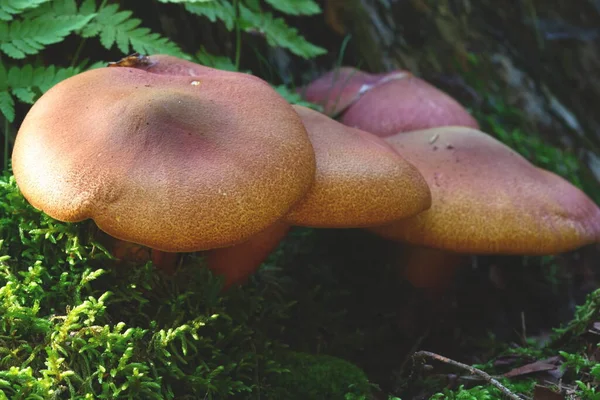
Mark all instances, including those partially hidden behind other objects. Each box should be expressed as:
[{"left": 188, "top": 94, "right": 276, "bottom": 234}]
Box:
[
  {"left": 0, "top": 173, "right": 373, "bottom": 399},
  {"left": 266, "top": 352, "right": 372, "bottom": 400}
]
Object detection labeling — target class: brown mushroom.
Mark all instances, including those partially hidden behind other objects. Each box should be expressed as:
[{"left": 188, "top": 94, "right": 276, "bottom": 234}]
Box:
[
  {"left": 206, "top": 220, "right": 291, "bottom": 288},
  {"left": 286, "top": 105, "right": 431, "bottom": 227},
  {"left": 12, "top": 59, "right": 316, "bottom": 275},
  {"left": 368, "top": 126, "right": 600, "bottom": 286},
  {"left": 302, "top": 67, "right": 479, "bottom": 137},
  {"left": 109, "top": 53, "right": 242, "bottom": 80},
  {"left": 207, "top": 106, "right": 432, "bottom": 287}
]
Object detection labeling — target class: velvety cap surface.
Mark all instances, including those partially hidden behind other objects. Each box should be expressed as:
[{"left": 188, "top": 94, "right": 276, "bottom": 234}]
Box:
[
  {"left": 370, "top": 127, "right": 600, "bottom": 254},
  {"left": 285, "top": 106, "right": 431, "bottom": 227},
  {"left": 110, "top": 54, "right": 250, "bottom": 80},
  {"left": 341, "top": 75, "right": 479, "bottom": 137},
  {"left": 301, "top": 67, "right": 405, "bottom": 117},
  {"left": 13, "top": 66, "right": 316, "bottom": 252}
]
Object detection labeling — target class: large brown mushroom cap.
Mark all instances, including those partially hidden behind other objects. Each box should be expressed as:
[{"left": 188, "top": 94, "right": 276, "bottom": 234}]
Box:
[
  {"left": 370, "top": 126, "right": 600, "bottom": 254},
  {"left": 109, "top": 54, "right": 253, "bottom": 80},
  {"left": 12, "top": 65, "right": 316, "bottom": 252},
  {"left": 285, "top": 105, "right": 432, "bottom": 227},
  {"left": 340, "top": 74, "right": 479, "bottom": 137}
]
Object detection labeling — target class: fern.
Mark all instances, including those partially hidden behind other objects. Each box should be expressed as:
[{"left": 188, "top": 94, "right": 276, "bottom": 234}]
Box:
[
  {"left": 274, "top": 85, "right": 321, "bottom": 110},
  {"left": 186, "top": 0, "right": 326, "bottom": 59},
  {"left": 0, "top": 0, "right": 51, "bottom": 21},
  {"left": 196, "top": 46, "right": 237, "bottom": 71},
  {"left": 0, "top": 64, "right": 81, "bottom": 122},
  {"left": 185, "top": 0, "right": 236, "bottom": 31},
  {"left": 0, "top": 13, "right": 95, "bottom": 59},
  {"left": 77, "top": 0, "right": 187, "bottom": 58},
  {"left": 0, "top": 0, "right": 324, "bottom": 140},
  {"left": 158, "top": 0, "right": 215, "bottom": 3},
  {"left": 263, "top": 0, "right": 321, "bottom": 16},
  {"left": 239, "top": 4, "right": 326, "bottom": 59}
]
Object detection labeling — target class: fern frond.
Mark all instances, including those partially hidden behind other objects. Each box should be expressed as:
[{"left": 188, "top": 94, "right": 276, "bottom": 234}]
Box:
[
  {"left": 274, "top": 85, "right": 321, "bottom": 109},
  {"left": 0, "top": 0, "right": 51, "bottom": 21},
  {"left": 157, "top": 0, "right": 215, "bottom": 3},
  {"left": 0, "top": 14, "right": 95, "bottom": 59},
  {"left": 0, "top": 91, "right": 15, "bottom": 122},
  {"left": 195, "top": 47, "right": 237, "bottom": 71},
  {"left": 263, "top": 0, "right": 321, "bottom": 16},
  {"left": 79, "top": 1, "right": 187, "bottom": 58},
  {"left": 184, "top": 0, "right": 235, "bottom": 30},
  {"left": 240, "top": 5, "right": 326, "bottom": 59},
  {"left": 0, "top": 63, "right": 81, "bottom": 121}
]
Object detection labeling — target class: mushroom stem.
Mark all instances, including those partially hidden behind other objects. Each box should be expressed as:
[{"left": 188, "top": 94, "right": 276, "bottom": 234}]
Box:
[
  {"left": 97, "top": 232, "right": 150, "bottom": 263},
  {"left": 97, "top": 232, "right": 180, "bottom": 273},
  {"left": 150, "top": 250, "right": 179, "bottom": 274},
  {"left": 206, "top": 221, "right": 291, "bottom": 289},
  {"left": 400, "top": 245, "right": 467, "bottom": 290}
]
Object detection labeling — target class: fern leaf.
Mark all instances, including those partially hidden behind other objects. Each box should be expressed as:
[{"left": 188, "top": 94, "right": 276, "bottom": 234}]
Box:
[
  {"left": 0, "top": 0, "right": 51, "bottom": 21},
  {"left": 263, "top": 0, "right": 321, "bottom": 16},
  {"left": 195, "top": 47, "right": 237, "bottom": 71},
  {"left": 0, "top": 63, "right": 81, "bottom": 121},
  {"left": 239, "top": 5, "right": 326, "bottom": 59},
  {"left": 79, "top": 1, "right": 187, "bottom": 58},
  {"left": 0, "top": 14, "right": 95, "bottom": 59},
  {"left": 157, "top": 0, "right": 215, "bottom": 3},
  {"left": 274, "top": 85, "right": 322, "bottom": 111},
  {"left": 184, "top": 0, "right": 235, "bottom": 31},
  {"left": 0, "top": 91, "right": 15, "bottom": 122}
]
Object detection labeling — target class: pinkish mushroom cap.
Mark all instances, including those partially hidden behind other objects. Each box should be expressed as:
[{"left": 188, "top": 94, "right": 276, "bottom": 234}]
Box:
[
  {"left": 370, "top": 126, "right": 600, "bottom": 254},
  {"left": 301, "top": 67, "right": 408, "bottom": 117},
  {"left": 340, "top": 72, "right": 479, "bottom": 137},
  {"left": 301, "top": 67, "right": 479, "bottom": 137}
]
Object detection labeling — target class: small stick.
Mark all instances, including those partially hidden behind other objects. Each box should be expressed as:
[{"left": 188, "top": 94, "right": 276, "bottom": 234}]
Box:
[{"left": 413, "top": 351, "right": 522, "bottom": 400}]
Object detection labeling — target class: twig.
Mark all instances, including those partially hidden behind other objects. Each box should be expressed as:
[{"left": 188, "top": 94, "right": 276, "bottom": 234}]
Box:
[{"left": 413, "top": 350, "right": 522, "bottom": 400}]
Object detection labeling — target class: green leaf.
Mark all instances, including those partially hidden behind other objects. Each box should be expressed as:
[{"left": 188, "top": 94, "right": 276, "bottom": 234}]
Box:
[
  {"left": 273, "top": 85, "right": 321, "bottom": 110},
  {"left": 0, "top": 0, "right": 51, "bottom": 21},
  {"left": 263, "top": 0, "right": 321, "bottom": 16},
  {"left": 184, "top": 0, "right": 235, "bottom": 31},
  {"left": 157, "top": 0, "right": 215, "bottom": 3},
  {"left": 79, "top": 2, "right": 187, "bottom": 58},
  {"left": 195, "top": 47, "right": 237, "bottom": 71},
  {"left": 0, "top": 14, "right": 95, "bottom": 58},
  {"left": 239, "top": 5, "right": 326, "bottom": 59},
  {"left": 0, "top": 63, "right": 81, "bottom": 121},
  {"left": 0, "top": 91, "right": 15, "bottom": 122}
]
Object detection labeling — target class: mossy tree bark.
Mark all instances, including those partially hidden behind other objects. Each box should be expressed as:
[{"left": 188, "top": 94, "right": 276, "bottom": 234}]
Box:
[{"left": 327, "top": 0, "right": 600, "bottom": 182}]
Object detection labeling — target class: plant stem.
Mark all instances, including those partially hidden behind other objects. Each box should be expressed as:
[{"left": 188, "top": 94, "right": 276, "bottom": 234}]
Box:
[
  {"left": 234, "top": 0, "right": 242, "bottom": 70},
  {"left": 413, "top": 351, "right": 522, "bottom": 400},
  {"left": 71, "top": 38, "right": 87, "bottom": 68},
  {"left": 72, "top": 0, "right": 109, "bottom": 67},
  {"left": 3, "top": 118, "right": 9, "bottom": 171}
]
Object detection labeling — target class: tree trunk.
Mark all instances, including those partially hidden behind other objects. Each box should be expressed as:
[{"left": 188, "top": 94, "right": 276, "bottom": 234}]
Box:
[{"left": 328, "top": 0, "right": 600, "bottom": 184}]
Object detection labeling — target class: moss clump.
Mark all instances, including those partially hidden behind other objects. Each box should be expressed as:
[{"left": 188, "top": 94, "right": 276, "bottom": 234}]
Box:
[
  {"left": 0, "top": 173, "right": 371, "bottom": 399},
  {"left": 266, "top": 352, "right": 372, "bottom": 399}
]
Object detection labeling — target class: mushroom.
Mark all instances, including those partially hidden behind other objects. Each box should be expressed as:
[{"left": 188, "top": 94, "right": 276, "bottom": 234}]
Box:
[
  {"left": 207, "top": 105, "right": 432, "bottom": 287},
  {"left": 285, "top": 105, "right": 431, "bottom": 227},
  {"left": 108, "top": 53, "right": 238, "bottom": 79},
  {"left": 303, "top": 66, "right": 480, "bottom": 288},
  {"left": 302, "top": 67, "right": 479, "bottom": 137},
  {"left": 205, "top": 220, "right": 291, "bottom": 288},
  {"left": 368, "top": 126, "right": 600, "bottom": 287},
  {"left": 301, "top": 67, "right": 395, "bottom": 117},
  {"left": 12, "top": 57, "right": 316, "bottom": 274}
]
